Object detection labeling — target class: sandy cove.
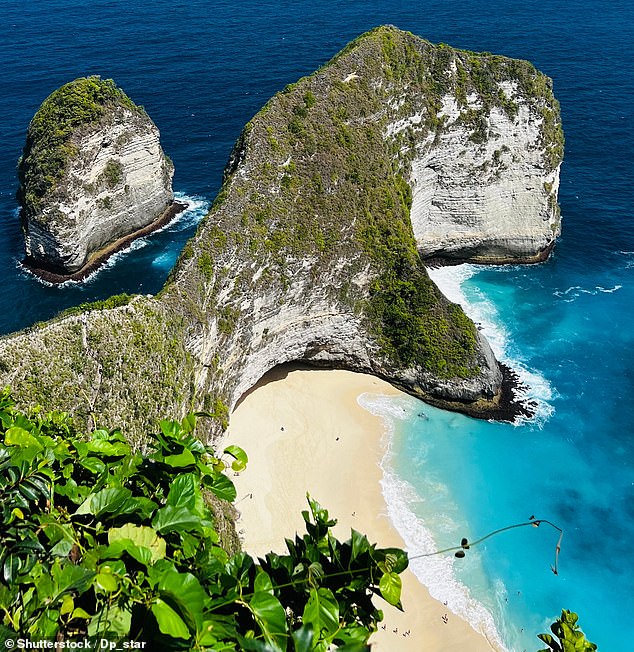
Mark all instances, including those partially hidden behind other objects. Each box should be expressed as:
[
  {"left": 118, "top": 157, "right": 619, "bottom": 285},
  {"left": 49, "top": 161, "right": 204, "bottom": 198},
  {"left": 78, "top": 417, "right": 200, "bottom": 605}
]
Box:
[{"left": 222, "top": 366, "right": 501, "bottom": 651}]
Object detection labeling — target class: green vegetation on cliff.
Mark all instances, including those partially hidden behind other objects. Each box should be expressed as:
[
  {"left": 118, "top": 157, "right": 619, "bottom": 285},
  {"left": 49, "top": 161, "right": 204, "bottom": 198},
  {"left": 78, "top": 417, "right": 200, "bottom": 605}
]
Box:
[
  {"left": 172, "top": 26, "right": 520, "bottom": 379},
  {"left": 0, "top": 298, "right": 196, "bottom": 448},
  {"left": 2, "top": 25, "right": 565, "bottom": 443},
  {"left": 17, "top": 76, "right": 141, "bottom": 218}
]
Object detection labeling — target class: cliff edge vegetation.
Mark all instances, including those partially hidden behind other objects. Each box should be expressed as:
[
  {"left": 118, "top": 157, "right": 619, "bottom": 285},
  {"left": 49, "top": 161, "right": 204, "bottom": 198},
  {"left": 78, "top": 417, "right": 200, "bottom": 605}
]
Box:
[{"left": 1, "top": 26, "right": 563, "bottom": 444}]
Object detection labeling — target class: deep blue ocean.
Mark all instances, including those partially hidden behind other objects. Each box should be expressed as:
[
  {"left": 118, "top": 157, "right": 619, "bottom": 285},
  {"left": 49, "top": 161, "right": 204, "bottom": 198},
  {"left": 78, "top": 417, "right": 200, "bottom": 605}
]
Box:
[{"left": 1, "top": 0, "right": 633, "bottom": 649}]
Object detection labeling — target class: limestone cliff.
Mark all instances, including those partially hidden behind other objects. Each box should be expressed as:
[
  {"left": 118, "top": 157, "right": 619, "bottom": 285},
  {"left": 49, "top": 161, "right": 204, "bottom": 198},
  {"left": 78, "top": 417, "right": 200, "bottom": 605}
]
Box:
[
  {"left": 0, "top": 27, "right": 563, "bottom": 444},
  {"left": 18, "top": 76, "right": 174, "bottom": 276}
]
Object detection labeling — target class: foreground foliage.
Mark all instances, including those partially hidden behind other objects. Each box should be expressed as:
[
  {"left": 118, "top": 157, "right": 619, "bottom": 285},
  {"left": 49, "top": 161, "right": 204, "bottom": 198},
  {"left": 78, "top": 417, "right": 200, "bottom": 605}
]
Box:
[
  {"left": 538, "top": 610, "right": 597, "bottom": 652},
  {"left": 0, "top": 390, "right": 405, "bottom": 650}
]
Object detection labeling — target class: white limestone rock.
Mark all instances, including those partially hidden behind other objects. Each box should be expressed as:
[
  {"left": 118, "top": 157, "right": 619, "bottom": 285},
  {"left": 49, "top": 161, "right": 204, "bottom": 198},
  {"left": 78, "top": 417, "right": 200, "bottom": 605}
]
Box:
[{"left": 18, "top": 77, "right": 174, "bottom": 275}]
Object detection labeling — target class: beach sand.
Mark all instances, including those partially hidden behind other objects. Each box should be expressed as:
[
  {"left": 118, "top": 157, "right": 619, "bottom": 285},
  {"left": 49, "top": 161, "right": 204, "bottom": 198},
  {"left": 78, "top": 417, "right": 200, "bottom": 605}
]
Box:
[{"left": 222, "top": 365, "right": 500, "bottom": 651}]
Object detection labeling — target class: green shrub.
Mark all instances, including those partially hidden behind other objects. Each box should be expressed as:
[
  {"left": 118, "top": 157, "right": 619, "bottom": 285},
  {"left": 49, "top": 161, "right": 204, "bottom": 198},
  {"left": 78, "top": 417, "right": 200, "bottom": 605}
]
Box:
[
  {"left": 101, "top": 159, "right": 123, "bottom": 188},
  {"left": 59, "top": 293, "right": 133, "bottom": 318},
  {"left": 539, "top": 610, "right": 597, "bottom": 652},
  {"left": 0, "top": 391, "right": 406, "bottom": 649}
]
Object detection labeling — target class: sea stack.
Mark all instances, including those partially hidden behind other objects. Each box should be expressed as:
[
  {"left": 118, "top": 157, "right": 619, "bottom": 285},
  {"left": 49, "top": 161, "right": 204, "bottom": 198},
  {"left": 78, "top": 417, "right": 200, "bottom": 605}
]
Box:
[{"left": 17, "top": 76, "right": 176, "bottom": 279}]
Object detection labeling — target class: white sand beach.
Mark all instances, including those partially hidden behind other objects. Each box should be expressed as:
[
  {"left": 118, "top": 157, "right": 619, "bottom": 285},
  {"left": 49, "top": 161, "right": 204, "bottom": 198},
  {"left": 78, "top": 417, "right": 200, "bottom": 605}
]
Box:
[{"left": 221, "top": 366, "right": 501, "bottom": 651}]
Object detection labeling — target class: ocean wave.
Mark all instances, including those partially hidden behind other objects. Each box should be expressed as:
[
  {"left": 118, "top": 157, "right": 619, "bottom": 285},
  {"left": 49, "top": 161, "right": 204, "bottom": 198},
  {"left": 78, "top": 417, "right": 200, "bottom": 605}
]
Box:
[
  {"left": 553, "top": 284, "right": 622, "bottom": 302},
  {"left": 615, "top": 250, "right": 634, "bottom": 269},
  {"left": 161, "top": 192, "right": 209, "bottom": 232},
  {"left": 358, "top": 393, "right": 510, "bottom": 651},
  {"left": 428, "top": 265, "right": 555, "bottom": 426}
]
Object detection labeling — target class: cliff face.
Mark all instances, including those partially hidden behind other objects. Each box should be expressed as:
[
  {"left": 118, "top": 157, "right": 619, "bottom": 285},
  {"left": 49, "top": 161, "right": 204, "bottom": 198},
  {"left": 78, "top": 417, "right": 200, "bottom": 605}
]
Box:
[
  {"left": 18, "top": 77, "right": 174, "bottom": 275},
  {"left": 405, "top": 75, "right": 562, "bottom": 263},
  {"left": 0, "top": 27, "right": 563, "bottom": 443}
]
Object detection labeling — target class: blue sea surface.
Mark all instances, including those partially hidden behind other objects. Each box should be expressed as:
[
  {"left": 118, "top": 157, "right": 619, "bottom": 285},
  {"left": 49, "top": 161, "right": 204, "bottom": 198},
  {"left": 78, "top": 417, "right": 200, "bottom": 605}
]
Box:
[{"left": 1, "top": 0, "right": 633, "bottom": 648}]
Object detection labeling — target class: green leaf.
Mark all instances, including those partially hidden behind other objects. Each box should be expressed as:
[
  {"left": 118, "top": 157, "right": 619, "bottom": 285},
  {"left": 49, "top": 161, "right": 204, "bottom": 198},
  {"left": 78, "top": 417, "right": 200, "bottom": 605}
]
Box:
[
  {"left": 86, "top": 439, "right": 129, "bottom": 457},
  {"left": 5, "top": 426, "right": 43, "bottom": 451},
  {"left": 151, "top": 598, "right": 191, "bottom": 639},
  {"left": 163, "top": 449, "right": 196, "bottom": 468},
  {"left": 166, "top": 473, "right": 198, "bottom": 510},
  {"left": 378, "top": 572, "right": 402, "bottom": 606},
  {"left": 249, "top": 591, "right": 287, "bottom": 650},
  {"left": 158, "top": 570, "right": 207, "bottom": 633},
  {"left": 160, "top": 419, "right": 180, "bottom": 440},
  {"left": 198, "top": 614, "right": 239, "bottom": 646},
  {"left": 292, "top": 625, "right": 314, "bottom": 652},
  {"left": 107, "top": 524, "right": 166, "bottom": 565},
  {"left": 333, "top": 624, "right": 371, "bottom": 647},
  {"left": 351, "top": 529, "right": 370, "bottom": 560},
  {"left": 22, "top": 475, "right": 51, "bottom": 501},
  {"left": 537, "top": 633, "right": 560, "bottom": 652},
  {"left": 74, "top": 487, "right": 133, "bottom": 517},
  {"left": 224, "top": 444, "right": 248, "bottom": 472},
  {"left": 254, "top": 569, "right": 274, "bottom": 595},
  {"left": 37, "top": 516, "right": 76, "bottom": 547},
  {"left": 152, "top": 505, "right": 201, "bottom": 534},
  {"left": 206, "top": 472, "right": 237, "bottom": 502},
  {"left": 79, "top": 457, "right": 106, "bottom": 475},
  {"left": 374, "top": 547, "right": 409, "bottom": 574},
  {"left": 60, "top": 593, "right": 74, "bottom": 615},
  {"left": 95, "top": 571, "right": 119, "bottom": 593},
  {"left": 50, "top": 561, "right": 95, "bottom": 596},
  {"left": 87, "top": 604, "right": 131, "bottom": 638},
  {"left": 70, "top": 607, "right": 92, "bottom": 620},
  {"left": 181, "top": 413, "right": 197, "bottom": 434},
  {"left": 302, "top": 587, "right": 339, "bottom": 643},
  {"left": 2, "top": 554, "right": 20, "bottom": 584}
]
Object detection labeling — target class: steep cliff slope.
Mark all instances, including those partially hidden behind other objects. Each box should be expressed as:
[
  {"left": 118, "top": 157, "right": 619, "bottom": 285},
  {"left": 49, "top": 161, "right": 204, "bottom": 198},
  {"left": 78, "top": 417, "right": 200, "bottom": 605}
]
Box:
[
  {"left": 18, "top": 76, "right": 175, "bottom": 276},
  {"left": 0, "top": 27, "right": 563, "bottom": 443}
]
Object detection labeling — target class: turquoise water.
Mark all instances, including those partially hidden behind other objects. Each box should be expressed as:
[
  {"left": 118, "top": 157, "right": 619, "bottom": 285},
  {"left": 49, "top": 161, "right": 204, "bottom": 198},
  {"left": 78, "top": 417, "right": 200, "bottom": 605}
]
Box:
[
  {"left": 364, "top": 253, "right": 634, "bottom": 650},
  {"left": 1, "top": 0, "right": 634, "bottom": 648}
]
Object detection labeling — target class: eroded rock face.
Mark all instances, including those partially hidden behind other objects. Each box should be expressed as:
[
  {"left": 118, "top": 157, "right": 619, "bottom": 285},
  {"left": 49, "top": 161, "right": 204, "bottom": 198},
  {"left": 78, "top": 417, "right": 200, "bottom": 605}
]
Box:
[
  {"left": 406, "top": 90, "right": 561, "bottom": 263},
  {"left": 0, "top": 28, "right": 563, "bottom": 442},
  {"left": 18, "top": 77, "right": 174, "bottom": 275}
]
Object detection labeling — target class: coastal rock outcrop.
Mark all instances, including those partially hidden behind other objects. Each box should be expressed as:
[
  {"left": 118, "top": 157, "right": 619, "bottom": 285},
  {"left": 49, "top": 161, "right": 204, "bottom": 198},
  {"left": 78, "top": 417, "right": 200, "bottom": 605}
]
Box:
[
  {"left": 18, "top": 76, "right": 175, "bottom": 277},
  {"left": 406, "top": 76, "right": 562, "bottom": 263},
  {"left": 0, "top": 27, "right": 563, "bottom": 443}
]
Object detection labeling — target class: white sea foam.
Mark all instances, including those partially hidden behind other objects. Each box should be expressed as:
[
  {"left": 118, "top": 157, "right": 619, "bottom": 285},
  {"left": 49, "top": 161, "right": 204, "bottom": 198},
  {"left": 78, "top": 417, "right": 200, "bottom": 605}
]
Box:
[
  {"left": 553, "top": 283, "right": 622, "bottom": 302},
  {"left": 358, "top": 393, "right": 510, "bottom": 651},
  {"left": 428, "top": 265, "right": 555, "bottom": 425},
  {"left": 160, "top": 192, "right": 209, "bottom": 233},
  {"left": 17, "top": 193, "right": 209, "bottom": 287},
  {"left": 615, "top": 250, "right": 634, "bottom": 269}
]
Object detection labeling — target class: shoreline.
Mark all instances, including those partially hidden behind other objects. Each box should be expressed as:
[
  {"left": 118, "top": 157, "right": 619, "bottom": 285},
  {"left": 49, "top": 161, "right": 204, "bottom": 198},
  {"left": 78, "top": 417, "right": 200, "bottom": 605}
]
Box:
[
  {"left": 21, "top": 200, "right": 187, "bottom": 284},
  {"left": 410, "top": 362, "right": 535, "bottom": 423},
  {"left": 222, "top": 366, "right": 502, "bottom": 651}
]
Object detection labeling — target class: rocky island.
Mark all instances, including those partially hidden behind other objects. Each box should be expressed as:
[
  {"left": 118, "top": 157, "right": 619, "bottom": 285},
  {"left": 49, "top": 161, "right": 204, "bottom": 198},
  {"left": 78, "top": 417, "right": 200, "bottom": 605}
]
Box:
[
  {"left": 0, "top": 26, "right": 563, "bottom": 445},
  {"left": 17, "top": 76, "right": 180, "bottom": 282}
]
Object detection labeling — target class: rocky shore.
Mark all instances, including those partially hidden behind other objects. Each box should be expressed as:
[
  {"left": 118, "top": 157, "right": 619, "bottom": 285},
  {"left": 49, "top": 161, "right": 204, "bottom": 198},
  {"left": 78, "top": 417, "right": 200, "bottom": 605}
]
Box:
[{"left": 22, "top": 200, "right": 186, "bottom": 284}]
